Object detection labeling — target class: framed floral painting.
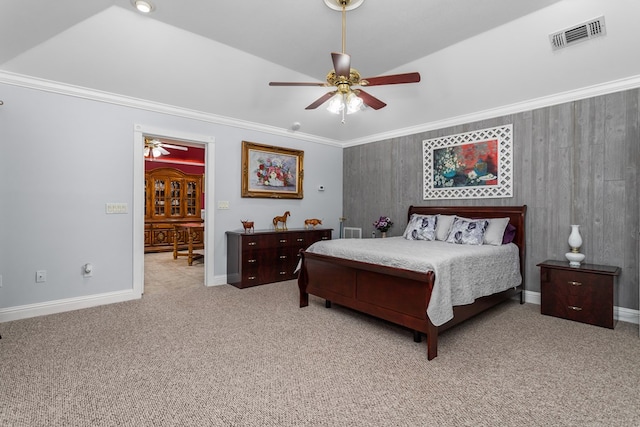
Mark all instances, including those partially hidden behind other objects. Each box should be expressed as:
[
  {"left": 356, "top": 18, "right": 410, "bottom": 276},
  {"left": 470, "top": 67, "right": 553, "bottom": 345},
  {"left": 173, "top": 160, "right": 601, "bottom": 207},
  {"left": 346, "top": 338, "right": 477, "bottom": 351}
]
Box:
[
  {"left": 423, "top": 124, "right": 513, "bottom": 200},
  {"left": 241, "top": 141, "right": 304, "bottom": 199}
]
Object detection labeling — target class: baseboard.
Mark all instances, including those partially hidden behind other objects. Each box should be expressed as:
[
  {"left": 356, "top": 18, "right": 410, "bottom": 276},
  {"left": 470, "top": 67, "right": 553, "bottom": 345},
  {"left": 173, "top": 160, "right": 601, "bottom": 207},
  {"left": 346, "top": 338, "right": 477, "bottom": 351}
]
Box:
[
  {"left": 523, "top": 290, "right": 639, "bottom": 325},
  {"left": 0, "top": 289, "right": 141, "bottom": 323},
  {"left": 208, "top": 275, "right": 230, "bottom": 287}
]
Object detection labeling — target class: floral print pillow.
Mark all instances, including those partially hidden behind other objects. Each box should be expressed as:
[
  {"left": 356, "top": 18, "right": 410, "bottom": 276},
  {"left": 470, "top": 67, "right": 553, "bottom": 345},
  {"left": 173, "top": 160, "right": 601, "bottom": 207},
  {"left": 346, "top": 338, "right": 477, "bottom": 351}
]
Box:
[
  {"left": 445, "top": 217, "right": 489, "bottom": 245},
  {"left": 403, "top": 214, "right": 437, "bottom": 241}
]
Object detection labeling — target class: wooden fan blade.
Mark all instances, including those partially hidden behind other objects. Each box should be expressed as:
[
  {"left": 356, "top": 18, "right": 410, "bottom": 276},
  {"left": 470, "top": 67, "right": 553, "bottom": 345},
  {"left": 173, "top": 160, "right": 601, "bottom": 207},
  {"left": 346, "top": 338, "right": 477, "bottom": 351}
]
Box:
[
  {"left": 331, "top": 52, "right": 351, "bottom": 78},
  {"left": 160, "top": 143, "right": 188, "bottom": 151},
  {"left": 360, "top": 72, "right": 421, "bottom": 86},
  {"left": 269, "top": 82, "right": 326, "bottom": 87},
  {"left": 357, "top": 90, "right": 387, "bottom": 110},
  {"left": 305, "top": 91, "right": 337, "bottom": 110}
]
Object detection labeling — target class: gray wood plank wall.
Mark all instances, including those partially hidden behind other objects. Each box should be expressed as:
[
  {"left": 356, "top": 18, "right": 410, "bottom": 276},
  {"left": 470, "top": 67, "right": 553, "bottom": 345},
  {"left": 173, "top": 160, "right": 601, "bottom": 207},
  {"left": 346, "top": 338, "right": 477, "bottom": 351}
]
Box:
[{"left": 343, "top": 88, "right": 639, "bottom": 310}]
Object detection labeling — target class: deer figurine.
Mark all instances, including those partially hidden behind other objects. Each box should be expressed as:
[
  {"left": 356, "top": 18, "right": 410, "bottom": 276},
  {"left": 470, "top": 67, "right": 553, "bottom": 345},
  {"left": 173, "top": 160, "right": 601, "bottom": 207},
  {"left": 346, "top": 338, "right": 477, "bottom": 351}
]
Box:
[
  {"left": 304, "top": 218, "right": 322, "bottom": 229},
  {"left": 240, "top": 220, "right": 254, "bottom": 233}
]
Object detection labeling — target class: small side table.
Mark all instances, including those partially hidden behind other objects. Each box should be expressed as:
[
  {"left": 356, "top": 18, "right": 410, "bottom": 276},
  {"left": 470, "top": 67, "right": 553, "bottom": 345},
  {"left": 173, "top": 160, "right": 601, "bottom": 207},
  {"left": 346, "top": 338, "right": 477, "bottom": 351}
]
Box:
[
  {"left": 173, "top": 223, "right": 204, "bottom": 266},
  {"left": 537, "top": 260, "right": 620, "bottom": 329}
]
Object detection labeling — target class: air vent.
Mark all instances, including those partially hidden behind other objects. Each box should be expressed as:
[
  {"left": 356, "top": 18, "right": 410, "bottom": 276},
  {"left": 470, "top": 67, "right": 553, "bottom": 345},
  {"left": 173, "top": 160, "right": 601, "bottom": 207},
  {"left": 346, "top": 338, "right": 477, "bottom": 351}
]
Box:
[{"left": 549, "top": 16, "right": 606, "bottom": 50}]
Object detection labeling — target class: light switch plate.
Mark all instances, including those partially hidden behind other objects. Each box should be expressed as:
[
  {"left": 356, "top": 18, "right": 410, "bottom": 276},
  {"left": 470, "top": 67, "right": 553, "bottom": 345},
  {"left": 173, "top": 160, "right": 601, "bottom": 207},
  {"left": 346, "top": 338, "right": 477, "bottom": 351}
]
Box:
[{"left": 106, "top": 203, "right": 128, "bottom": 214}]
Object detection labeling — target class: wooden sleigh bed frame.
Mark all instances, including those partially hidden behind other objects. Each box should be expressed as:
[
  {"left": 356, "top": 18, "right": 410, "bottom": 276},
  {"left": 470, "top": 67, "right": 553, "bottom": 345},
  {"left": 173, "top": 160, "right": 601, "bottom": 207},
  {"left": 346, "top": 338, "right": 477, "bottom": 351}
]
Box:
[{"left": 298, "top": 205, "right": 527, "bottom": 360}]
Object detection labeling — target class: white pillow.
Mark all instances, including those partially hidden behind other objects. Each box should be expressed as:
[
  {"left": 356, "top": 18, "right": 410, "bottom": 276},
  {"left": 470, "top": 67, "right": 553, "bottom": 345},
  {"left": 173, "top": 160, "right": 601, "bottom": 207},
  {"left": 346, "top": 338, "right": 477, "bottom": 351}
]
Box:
[
  {"left": 483, "top": 217, "right": 510, "bottom": 246},
  {"left": 435, "top": 215, "right": 456, "bottom": 241}
]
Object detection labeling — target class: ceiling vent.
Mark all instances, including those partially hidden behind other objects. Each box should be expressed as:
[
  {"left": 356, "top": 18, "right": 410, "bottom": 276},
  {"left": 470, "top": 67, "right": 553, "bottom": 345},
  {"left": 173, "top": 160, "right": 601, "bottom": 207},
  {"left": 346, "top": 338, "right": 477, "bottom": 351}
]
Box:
[{"left": 549, "top": 16, "right": 606, "bottom": 51}]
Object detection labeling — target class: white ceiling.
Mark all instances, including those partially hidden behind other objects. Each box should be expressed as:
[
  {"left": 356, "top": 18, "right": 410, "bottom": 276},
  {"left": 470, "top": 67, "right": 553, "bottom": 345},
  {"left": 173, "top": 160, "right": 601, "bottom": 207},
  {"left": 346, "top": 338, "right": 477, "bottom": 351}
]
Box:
[{"left": 2, "top": 0, "right": 636, "bottom": 143}]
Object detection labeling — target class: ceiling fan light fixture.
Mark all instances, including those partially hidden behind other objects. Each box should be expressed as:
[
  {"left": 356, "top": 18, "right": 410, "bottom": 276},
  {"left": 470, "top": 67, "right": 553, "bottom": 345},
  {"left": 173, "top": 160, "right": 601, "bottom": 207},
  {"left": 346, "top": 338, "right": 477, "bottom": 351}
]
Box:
[
  {"left": 269, "top": 0, "right": 420, "bottom": 119},
  {"left": 346, "top": 92, "right": 364, "bottom": 114},
  {"left": 132, "top": 0, "right": 154, "bottom": 13},
  {"left": 326, "top": 93, "right": 345, "bottom": 114},
  {"left": 152, "top": 147, "right": 162, "bottom": 158}
]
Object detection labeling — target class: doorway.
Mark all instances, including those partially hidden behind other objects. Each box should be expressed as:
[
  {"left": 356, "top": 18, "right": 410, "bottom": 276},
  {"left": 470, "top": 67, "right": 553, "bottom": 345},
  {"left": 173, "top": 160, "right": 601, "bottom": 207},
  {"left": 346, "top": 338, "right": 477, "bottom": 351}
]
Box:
[
  {"left": 143, "top": 138, "right": 206, "bottom": 294},
  {"left": 132, "top": 124, "right": 215, "bottom": 296}
]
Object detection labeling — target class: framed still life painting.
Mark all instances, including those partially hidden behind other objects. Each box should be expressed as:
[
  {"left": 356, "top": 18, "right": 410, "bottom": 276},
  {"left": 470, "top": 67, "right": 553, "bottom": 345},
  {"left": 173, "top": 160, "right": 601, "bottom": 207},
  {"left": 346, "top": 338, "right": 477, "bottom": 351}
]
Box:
[
  {"left": 241, "top": 141, "right": 304, "bottom": 199},
  {"left": 422, "top": 124, "right": 513, "bottom": 200}
]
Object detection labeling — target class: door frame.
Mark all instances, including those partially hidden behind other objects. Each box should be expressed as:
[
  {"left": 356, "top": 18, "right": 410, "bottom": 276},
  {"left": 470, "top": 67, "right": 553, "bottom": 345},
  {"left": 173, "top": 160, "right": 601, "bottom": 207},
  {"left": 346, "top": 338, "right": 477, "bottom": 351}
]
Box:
[{"left": 132, "top": 124, "right": 215, "bottom": 295}]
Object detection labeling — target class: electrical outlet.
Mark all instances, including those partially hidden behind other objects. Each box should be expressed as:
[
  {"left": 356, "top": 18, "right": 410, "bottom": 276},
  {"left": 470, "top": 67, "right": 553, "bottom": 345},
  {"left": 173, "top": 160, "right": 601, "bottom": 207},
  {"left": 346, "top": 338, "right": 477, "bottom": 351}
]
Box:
[
  {"left": 217, "top": 201, "right": 230, "bottom": 210},
  {"left": 36, "top": 270, "right": 47, "bottom": 283}
]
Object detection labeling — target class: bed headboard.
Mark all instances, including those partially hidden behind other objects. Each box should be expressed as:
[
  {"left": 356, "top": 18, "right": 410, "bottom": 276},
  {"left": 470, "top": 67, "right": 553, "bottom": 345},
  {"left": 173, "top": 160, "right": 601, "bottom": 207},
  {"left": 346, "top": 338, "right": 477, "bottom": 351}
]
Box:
[{"left": 407, "top": 205, "right": 527, "bottom": 278}]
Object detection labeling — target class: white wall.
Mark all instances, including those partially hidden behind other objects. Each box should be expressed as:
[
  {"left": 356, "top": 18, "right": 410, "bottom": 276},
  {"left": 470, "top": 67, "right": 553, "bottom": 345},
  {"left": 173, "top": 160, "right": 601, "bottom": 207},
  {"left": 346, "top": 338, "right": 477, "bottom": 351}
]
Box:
[{"left": 0, "top": 82, "right": 343, "bottom": 319}]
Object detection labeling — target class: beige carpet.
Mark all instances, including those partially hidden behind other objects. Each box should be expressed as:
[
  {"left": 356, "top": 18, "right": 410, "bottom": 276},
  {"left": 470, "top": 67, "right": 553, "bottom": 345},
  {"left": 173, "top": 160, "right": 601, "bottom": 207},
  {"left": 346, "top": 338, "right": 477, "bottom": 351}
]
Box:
[
  {"left": 143, "top": 251, "right": 204, "bottom": 295},
  {"left": 1, "top": 279, "right": 639, "bottom": 426}
]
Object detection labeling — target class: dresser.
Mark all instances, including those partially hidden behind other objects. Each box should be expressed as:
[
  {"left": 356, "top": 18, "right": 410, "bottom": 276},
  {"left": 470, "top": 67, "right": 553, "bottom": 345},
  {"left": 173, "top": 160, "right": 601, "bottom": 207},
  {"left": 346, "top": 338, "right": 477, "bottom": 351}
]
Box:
[
  {"left": 226, "top": 228, "right": 332, "bottom": 288},
  {"left": 537, "top": 260, "right": 620, "bottom": 329}
]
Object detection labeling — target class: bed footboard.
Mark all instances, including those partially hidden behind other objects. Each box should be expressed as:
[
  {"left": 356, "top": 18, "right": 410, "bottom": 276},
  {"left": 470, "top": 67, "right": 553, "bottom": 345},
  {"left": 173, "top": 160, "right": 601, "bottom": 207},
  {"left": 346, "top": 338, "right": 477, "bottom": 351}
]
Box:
[{"left": 298, "top": 251, "right": 440, "bottom": 359}]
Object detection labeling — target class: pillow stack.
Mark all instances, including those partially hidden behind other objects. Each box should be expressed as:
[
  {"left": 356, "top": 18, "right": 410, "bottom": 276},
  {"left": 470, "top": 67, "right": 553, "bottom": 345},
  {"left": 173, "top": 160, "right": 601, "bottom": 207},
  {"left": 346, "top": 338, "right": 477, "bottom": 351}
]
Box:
[{"left": 403, "top": 214, "right": 513, "bottom": 246}]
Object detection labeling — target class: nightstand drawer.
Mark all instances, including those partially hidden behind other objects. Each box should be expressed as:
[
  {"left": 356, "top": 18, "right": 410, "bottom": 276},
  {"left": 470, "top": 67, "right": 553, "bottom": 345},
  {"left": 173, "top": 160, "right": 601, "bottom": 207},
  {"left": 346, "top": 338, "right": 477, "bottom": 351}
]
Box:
[
  {"left": 538, "top": 260, "right": 619, "bottom": 329},
  {"left": 541, "top": 280, "right": 611, "bottom": 327}
]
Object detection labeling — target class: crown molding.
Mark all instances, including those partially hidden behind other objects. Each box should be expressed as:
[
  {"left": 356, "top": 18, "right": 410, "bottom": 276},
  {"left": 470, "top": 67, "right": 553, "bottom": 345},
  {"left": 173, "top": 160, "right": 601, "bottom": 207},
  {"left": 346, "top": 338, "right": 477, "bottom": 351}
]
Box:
[
  {"left": 2, "top": 70, "right": 639, "bottom": 149},
  {"left": 0, "top": 70, "right": 342, "bottom": 148},
  {"left": 343, "top": 74, "right": 640, "bottom": 147}
]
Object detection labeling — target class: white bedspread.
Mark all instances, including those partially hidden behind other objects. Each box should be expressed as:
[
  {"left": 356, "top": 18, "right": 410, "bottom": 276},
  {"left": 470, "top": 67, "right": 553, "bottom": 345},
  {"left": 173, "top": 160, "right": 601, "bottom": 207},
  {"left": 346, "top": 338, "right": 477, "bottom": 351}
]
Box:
[{"left": 303, "top": 237, "right": 522, "bottom": 326}]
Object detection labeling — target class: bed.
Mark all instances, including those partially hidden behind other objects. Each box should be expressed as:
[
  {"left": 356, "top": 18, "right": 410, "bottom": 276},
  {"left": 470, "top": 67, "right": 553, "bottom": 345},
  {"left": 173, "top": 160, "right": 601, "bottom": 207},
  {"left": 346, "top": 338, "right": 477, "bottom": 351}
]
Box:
[{"left": 297, "top": 205, "right": 527, "bottom": 360}]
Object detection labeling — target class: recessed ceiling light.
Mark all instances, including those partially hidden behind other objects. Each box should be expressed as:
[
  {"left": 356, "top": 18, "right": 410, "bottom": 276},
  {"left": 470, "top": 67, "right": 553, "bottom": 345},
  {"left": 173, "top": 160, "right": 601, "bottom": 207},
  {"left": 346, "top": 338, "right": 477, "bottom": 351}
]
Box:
[{"left": 132, "top": 0, "right": 154, "bottom": 13}]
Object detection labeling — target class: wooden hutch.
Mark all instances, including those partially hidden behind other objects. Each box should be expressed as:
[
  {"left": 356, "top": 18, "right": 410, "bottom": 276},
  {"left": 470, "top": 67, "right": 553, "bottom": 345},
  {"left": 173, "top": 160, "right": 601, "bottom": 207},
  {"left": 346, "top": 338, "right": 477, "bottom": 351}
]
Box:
[{"left": 145, "top": 167, "right": 204, "bottom": 253}]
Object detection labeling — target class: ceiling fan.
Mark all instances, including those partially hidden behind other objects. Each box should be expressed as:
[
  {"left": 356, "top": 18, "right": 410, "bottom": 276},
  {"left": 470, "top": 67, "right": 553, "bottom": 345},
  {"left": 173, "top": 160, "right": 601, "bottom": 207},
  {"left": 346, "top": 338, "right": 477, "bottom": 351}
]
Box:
[
  {"left": 269, "top": 0, "right": 420, "bottom": 121},
  {"left": 144, "top": 138, "right": 188, "bottom": 159}
]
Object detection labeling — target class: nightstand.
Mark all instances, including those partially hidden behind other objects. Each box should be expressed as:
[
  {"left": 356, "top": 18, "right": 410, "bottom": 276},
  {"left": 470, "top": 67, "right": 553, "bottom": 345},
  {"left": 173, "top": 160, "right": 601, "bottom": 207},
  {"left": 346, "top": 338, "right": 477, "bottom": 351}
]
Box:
[{"left": 537, "top": 260, "right": 620, "bottom": 329}]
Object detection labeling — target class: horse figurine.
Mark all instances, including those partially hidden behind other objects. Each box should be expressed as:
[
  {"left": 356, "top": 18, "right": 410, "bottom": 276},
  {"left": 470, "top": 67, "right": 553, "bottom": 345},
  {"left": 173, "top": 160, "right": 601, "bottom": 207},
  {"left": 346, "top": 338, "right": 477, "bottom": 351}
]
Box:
[
  {"left": 240, "top": 220, "right": 254, "bottom": 233},
  {"left": 272, "top": 211, "right": 290, "bottom": 231}
]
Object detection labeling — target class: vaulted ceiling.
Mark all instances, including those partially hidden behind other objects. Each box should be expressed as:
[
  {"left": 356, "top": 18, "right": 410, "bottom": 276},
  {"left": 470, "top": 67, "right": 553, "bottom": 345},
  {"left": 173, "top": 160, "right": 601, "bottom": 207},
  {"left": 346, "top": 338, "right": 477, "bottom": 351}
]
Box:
[{"left": 2, "top": 0, "right": 635, "bottom": 143}]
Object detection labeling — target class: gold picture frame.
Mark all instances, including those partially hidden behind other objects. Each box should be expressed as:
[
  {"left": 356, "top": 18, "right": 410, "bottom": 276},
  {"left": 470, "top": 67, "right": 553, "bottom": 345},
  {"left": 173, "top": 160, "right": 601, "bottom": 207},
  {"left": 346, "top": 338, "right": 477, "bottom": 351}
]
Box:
[{"left": 241, "top": 141, "right": 304, "bottom": 199}]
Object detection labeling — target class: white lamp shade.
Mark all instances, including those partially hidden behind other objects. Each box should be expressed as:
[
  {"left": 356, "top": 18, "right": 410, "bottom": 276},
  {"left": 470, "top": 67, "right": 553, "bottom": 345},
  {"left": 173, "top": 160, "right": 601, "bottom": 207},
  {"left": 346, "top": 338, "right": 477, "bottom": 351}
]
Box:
[
  {"left": 346, "top": 92, "right": 363, "bottom": 114},
  {"left": 326, "top": 93, "right": 345, "bottom": 114}
]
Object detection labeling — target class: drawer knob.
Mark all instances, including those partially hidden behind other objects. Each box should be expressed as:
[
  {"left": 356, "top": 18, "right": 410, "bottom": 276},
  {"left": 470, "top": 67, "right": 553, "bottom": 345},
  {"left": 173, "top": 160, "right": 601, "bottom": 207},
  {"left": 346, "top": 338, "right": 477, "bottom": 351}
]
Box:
[
  {"left": 279, "top": 271, "right": 287, "bottom": 275},
  {"left": 568, "top": 281, "right": 582, "bottom": 286},
  {"left": 297, "top": 238, "right": 304, "bottom": 242},
  {"left": 280, "top": 239, "right": 287, "bottom": 243},
  {"left": 248, "top": 259, "right": 256, "bottom": 263},
  {"left": 248, "top": 276, "right": 256, "bottom": 280},
  {"left": 321, "top": 237, "right": 329, "bottom": 240},
  {"left": 568, "top": 305, "right": 583, "bottom": 311},
  {"left": 279, "top": 255, "right": 287, "bottom": 259},
  {"left": 248, "top": 242, "right": 257, "bottom": 246}
]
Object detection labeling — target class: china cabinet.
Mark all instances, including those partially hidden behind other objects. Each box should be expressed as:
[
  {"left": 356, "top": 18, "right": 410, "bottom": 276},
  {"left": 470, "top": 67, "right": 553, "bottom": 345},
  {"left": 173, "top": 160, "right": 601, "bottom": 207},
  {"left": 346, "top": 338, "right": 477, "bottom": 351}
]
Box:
[{"left": 144, "top": 168, "right": 204, "bottom": 252}]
